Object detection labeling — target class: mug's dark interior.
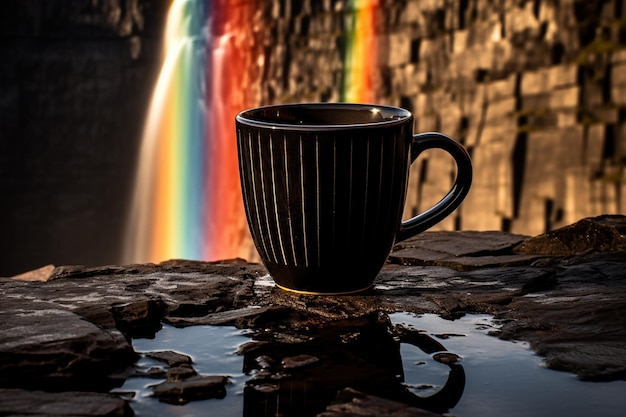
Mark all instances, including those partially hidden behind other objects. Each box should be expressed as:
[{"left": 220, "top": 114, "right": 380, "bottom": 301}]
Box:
[{"left": 239, "top": 103, "right": 411, "bottom": 126}]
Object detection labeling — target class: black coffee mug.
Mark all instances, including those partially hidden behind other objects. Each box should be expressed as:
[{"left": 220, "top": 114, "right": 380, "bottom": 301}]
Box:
[{"left": 236, "top": 103, "right": 472, "bottom": 294}]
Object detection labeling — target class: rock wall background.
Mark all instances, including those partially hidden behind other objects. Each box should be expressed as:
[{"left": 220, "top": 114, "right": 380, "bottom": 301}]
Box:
[
  {"left": 1, "top": 0, "right": 625, "bottom": 275},
  {"left": 0, "top": 0, "right": 167, "bottom": 275},
  {"left": 259, "top": 0, "right": 626, "bottom": 236}
]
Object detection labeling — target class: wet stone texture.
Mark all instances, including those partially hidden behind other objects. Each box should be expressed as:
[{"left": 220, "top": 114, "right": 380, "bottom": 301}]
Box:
[{"left": 1, "top": 215, "right": 625, "bottom": 416}]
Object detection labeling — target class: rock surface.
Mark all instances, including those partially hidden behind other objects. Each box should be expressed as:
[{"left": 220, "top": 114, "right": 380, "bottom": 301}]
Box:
[
  {"left": 1, "top": 215, "right": 625, "bottom": 416},
  {"left": 0, "top": 389, "right": 133, "bottom": 417}
]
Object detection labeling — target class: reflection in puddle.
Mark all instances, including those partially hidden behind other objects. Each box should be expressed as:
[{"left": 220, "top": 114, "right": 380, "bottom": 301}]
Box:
[
  {"left": 115, "top": 313, "right": 625, "bottom": 417},
  {"left": 117, "top": 325, "right": 250, "bottom": 416},
  {"left": 391, "top": 313, "right": 626, "bottom": 417}
]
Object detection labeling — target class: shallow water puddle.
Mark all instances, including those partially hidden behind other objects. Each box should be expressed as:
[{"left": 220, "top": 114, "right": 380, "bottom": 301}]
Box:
[
  {"left": 115, "top": 313, "right": 625, "bottom": 417},
  {"left": 391, "top": 313, "right": 625, "bottom": 417},
  {"left": 116, "top": 325, "right": 250, "bottom": 416}
]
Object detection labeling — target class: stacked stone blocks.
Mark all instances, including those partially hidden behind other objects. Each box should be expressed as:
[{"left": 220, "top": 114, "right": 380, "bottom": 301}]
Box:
[{"left": 259, "top": 0, "right": 626, "bottom": 235}]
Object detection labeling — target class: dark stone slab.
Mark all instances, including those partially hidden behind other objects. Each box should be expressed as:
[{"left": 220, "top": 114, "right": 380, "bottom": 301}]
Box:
[
  {"left": 151, "top": 375, "right": 228, "bottom": 404},
  {"left": 394, "top": 230, "right": 529, "bottom": 256},
  {"left": 319, "top": 388, "right": 443, "bottom": 417},
  {"left": 0, "top": 388, "right": 133, "bottom": 417},
  {"left": 166, "top": 306, "right": 280, "bottom": 326},
  {"left": 497, "top": 251, "right": 626, "bottom": 381},
  {"left": 513, "top": 214, "right": 626, "bottom": 255},
  {"left": 389, "top": 230, "right": 540, "bottom": 271},
  {"left": 145, "top": 350, "right": 193, "bottom": 367},
  {"left": 389, "top": 251, "right": 542, "bottom": 271},
  {"left": 0, "top": 298, "right": 137, "bottom": 392}
]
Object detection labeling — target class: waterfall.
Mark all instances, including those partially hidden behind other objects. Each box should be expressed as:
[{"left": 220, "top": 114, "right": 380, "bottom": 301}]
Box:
[
  {"left": 124, "top": 0, "right": 261, "bottom": 265},
  {"left": 123, "top": 0, "right": 379, "bottom": 265}
]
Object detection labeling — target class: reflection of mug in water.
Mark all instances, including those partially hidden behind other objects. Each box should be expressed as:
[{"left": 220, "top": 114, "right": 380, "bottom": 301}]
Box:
[
  {"left": 236, "top": 103, "right": 472, "bottom": 295},
  {"left": 241, "top": 313, "right": 465, "bottom": 417}
]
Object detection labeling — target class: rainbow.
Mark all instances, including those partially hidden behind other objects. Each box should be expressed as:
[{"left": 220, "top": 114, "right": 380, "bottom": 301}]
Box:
[
  {"left": 124, "top": 0, "right": 260, "bottom": 264},
  {"left": 124, "top": 0, "right": 379, "bottom": 265},
  {"left": 341, "top": 0, "right": 380, "bottom": 103}
]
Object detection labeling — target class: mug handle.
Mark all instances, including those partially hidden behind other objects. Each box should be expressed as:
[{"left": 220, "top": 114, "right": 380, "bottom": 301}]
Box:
[{"left": 396, "top": 132, "right": 473, "bottom": 243}]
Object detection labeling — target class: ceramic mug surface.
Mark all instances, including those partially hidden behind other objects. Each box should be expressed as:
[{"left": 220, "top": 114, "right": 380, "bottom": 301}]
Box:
[{"left": 236, "top": 103, "right": 472, "bottom": 294}]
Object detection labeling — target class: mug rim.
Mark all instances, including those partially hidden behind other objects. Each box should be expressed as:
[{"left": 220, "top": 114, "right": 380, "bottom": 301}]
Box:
[{"left": 236, "top": 102, "right": 412, "bottom": 131}]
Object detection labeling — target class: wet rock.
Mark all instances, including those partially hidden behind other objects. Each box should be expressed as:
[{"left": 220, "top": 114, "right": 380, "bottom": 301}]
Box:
[
  {"left": 132, "top": 366, "right": 167, "bottom": 379},
  {"left": 484, "top": 268, "right": 557, "bottom": 299},
  {"left": 498, "top": 253, "right": 626, "bottom": 382},
  {"left": 433, "top": 352, "right": 462, "bottom": 365},
  {"left": 166, "top": 305, "right": 278, "bottom": 326},
  {"left": 112, "top": 299, "right": 168, "bottom": 339},
  {"left": 319, "top": 388, "right": 442, "bottom": 417},
  {"left": 151, "top": 375, "right": 228, "bottom": 404},
  {"left": 166, "top": 364, "right": 198, "bottom": 381},
  {"left": 282, "top": 354, "right": 320, "bottom": 369},
  {"left": 513, "top": 214, "right": 626, "bottom": 256},
  {"left": 389, "top": 251, "right": 542, "bottom": 272},
  {"left": 431, "top": 333, "right": 465, "bottom": 340},
  {"left": 0, "top": 298, "right": 137, "bottom": 392},
  {"left": 393, "top": 230, "right": 529, "bottom": 256},
  {"left": 254, "top": 355, "right": 275, "bottom": 369},
  {"left": 249, "top": 383, "right": 279, "bottom": 393},
  {"left": 145, "top": 350, "right": 193, "bottom": 367},
  {"left": 389, "top": 231, "right": 537, "bottom": 272},
  {"left": 0, "top": 388, "right": 133, "bottom": 417},
  {"left": 1, "top": 259, "right": 264, "bottom": 340},
  {"left": 0, "top": 216, "right": 625, "bottom": 415},
  {"left": 10, "top": 264, "right": 56, "bottom": 282}
]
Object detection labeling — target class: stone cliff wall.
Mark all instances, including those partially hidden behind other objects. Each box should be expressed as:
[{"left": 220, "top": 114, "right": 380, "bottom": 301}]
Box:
[
  {"left": 256, "top": 0, "right": 626, "bottom": 236},
  {"left": 0, "top": 0, "right": 168, "bottom": 275},
  {"left": 1, "top": 0, "right": 625, "bottom": 275}
]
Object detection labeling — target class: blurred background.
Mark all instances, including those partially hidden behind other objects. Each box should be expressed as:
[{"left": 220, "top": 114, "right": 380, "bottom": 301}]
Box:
[{"left": 1, "top": 0, "right": 625, "bottom": 276}]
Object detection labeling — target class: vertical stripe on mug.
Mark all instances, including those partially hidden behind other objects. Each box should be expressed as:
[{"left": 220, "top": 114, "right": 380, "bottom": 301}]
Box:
[{"left": 237, "top": 125, "right": 410, "bottom": 272}]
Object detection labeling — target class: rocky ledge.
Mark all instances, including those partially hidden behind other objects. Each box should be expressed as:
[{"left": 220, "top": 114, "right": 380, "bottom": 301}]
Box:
[{"left": 1, "top": 215, "right": 625, "bottom": 416}]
